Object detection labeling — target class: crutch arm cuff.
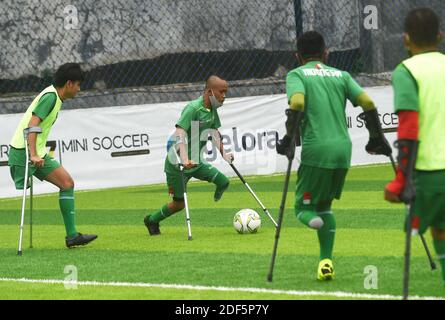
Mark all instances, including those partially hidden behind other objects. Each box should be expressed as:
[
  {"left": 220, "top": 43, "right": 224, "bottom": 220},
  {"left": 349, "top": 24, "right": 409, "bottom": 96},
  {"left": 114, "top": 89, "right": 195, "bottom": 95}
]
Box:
[{"left": 25, "top": 127, "right": 43, "bottom": 134}]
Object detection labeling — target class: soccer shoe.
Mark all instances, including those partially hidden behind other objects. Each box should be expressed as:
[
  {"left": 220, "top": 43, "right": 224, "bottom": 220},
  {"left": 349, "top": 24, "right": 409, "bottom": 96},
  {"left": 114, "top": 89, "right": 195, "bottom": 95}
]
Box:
[
  {"left": 317, "top": 259, "right": 335, "bottom": 281},
  {"left": 144, "top": 215, "right": 161, "bottom": 236},
  {"left": 65, "top": 233, "right": 98, "bottom": 248}
]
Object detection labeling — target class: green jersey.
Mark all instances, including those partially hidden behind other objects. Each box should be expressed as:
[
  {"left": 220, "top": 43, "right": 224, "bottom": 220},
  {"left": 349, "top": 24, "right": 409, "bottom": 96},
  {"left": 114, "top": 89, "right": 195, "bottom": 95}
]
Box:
[
  {"left": 165, "top": 96, "right": 221, "bottom": 174},
  {"left": 286, "top": 61, "right": 364, "bottom": 169},
  {"left": 392, "top": 64, "right": 419, "bottom": 113}
]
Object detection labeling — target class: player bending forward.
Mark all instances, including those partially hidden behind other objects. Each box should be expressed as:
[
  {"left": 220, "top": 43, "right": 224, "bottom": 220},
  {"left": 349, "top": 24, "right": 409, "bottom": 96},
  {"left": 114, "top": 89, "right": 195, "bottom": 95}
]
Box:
[{"left": 144, "top": 76, "right": 234, "bottom": 236}]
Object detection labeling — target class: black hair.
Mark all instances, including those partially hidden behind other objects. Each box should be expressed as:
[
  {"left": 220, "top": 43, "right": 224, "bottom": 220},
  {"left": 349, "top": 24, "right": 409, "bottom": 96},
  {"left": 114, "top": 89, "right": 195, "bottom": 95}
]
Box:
[
  {"left": 404, "top": 8, "right": 440, "bottom": 47},
  {"left": 297, "top": 31, "right": 326, "bottom": 60},
  {"left": 53, "top": 63, "right": 84, "bottom": 87}
]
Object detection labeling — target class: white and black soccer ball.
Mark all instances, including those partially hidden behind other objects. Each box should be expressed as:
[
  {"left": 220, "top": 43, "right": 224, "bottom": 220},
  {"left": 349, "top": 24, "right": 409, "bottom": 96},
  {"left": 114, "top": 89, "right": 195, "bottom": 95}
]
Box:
[{"left": 233, "top": 209, "right": 261, "bottom": 234}]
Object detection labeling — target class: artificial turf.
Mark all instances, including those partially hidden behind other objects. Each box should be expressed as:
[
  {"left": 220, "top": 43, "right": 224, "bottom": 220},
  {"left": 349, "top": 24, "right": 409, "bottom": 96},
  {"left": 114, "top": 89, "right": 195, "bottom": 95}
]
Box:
[{"left": 0, "top": 164, "right": 443, "bottom": 300}]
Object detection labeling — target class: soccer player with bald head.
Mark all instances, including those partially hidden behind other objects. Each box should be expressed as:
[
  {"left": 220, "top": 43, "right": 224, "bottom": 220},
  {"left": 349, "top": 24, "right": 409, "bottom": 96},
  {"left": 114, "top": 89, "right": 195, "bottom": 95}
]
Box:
[{"left": 144, "top": 76, "right": 234, "bottom": 236}]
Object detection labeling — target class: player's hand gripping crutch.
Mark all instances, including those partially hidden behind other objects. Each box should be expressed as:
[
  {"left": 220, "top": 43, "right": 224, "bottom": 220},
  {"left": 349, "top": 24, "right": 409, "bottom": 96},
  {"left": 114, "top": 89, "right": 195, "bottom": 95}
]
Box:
[
  {"left": 267, "top": 109, "right": 303, "bottom": 282},
  {"left": 172, "top": 147, "right": 193, "bottom": 241},
  {"left": 18, "top": 127, "right": 42, "bottom": 256}
]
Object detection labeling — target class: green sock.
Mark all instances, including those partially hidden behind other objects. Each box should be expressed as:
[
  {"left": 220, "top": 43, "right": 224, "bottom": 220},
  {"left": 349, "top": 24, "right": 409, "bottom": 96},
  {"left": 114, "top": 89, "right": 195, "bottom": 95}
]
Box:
[
  {"left": 59, "top": 189, "right": 78, "bottom": 238},
  {"left": 433, "top": 239, "right": 445, "bottom": 285},
  {"left": 148, "top": 204, "right": 175, "bottom": 223},
  {"left": 297, "top": 210, "right": 324, "bottom": 229},
  {"left": 317, "top": 212, "right": 336, "bottom": 260}
]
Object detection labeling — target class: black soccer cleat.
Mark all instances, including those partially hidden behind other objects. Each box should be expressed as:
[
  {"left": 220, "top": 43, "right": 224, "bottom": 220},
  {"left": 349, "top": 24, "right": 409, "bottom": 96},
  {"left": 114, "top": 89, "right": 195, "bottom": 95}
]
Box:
[
  {"left": 144, "top": 215, "right": 161, "bottom": 236},
  {"left": 65, "top": 233, "right": 98, "bottom": 248}
]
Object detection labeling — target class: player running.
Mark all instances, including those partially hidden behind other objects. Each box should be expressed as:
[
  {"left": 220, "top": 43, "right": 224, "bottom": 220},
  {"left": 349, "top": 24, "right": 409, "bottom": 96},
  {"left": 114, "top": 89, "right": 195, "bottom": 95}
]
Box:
[
  {"left": 277, "top": 31, "right": 391, "bottom": 280},
  {"left": 144, "top": 76, "right": 234, "bottom": 236},
  {"left": 385, "top": 8, "right": 445, "bottom": 287},
  {"left": 8, "top": 63, "right": 98, "bottom": 248}
]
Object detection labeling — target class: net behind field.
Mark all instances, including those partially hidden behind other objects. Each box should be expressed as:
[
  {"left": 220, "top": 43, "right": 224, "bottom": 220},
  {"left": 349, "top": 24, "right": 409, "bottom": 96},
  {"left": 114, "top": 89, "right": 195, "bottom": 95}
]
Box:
[{"left": 1, "top": 0, "right": 444, "bottom": 113}]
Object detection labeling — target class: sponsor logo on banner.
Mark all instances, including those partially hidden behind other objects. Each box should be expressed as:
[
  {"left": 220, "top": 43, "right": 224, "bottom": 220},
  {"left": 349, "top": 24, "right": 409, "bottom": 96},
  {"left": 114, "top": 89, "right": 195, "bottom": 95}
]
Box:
[
  {"left": 0, "top": 134, "right": 150, "bottom": 167},
  {"left": 0, "top": 90, "right": 398, "bottom": 197}
]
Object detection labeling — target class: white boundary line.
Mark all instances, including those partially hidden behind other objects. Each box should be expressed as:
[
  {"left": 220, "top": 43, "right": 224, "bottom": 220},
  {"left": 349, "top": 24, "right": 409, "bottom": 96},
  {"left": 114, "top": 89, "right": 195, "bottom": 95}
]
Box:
[{"left": 0, "top": 277, "right": 443, "bottom": 300}]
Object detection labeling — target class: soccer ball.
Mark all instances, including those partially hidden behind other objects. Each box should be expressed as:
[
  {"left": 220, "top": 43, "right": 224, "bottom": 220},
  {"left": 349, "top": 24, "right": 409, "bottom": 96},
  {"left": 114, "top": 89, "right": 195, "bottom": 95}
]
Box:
[{"left": 233, "top": 209, "right": 261, "bottom": 234}]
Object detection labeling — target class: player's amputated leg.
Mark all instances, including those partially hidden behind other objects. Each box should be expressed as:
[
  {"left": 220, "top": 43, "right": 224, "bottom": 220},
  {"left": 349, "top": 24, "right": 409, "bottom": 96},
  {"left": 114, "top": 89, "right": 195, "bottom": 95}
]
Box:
[
  {"left": 296, "top": 210, "right": 324, "bottom": 229},
  {"left": 294, "top": 170, "right": 324, "bottom": 230},
  {"left": 213, "top": 172, "right": 230, "bottom": 202},
  {"left": 188, "top": 164, "right": 230, "bottom": 202}
]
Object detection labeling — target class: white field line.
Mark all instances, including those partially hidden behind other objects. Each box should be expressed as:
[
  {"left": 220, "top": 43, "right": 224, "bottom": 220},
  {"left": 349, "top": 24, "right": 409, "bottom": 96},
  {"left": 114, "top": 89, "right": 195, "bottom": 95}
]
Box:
[{"left": 0, "top": 277, "right": 443, "bottom": 300}]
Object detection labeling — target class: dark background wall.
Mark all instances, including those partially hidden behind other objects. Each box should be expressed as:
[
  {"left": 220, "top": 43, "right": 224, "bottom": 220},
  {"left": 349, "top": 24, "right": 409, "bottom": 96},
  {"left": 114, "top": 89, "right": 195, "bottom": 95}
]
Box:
[{"left": 1, "top": 0, "right": 444, "bottom": 113}]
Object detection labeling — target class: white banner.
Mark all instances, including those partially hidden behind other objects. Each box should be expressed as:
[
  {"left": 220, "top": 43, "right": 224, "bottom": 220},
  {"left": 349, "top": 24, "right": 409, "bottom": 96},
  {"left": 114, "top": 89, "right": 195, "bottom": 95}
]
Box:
[{"left": 0, "top": 86, "right": 397, "bottom": 198}]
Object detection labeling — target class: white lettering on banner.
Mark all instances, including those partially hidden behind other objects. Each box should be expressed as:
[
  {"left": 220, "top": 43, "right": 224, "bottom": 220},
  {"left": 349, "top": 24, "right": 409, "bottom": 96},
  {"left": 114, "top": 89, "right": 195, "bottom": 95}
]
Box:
[
  {"left": 0, "top": 145, "right": 8, "bottom": 158},
  {"left": 61, "top": 139, "right": 88, "bottom": 153},
  {"left": 204, "top": 128, "right": 278, "bottom": 160},
  {"left": 357, "top": 113, "right": 398, "bottom": 128},
  {"left": 92, "top": 134, "right": 149, "bottom": 151},
  {"left": 0, "top": 87, "right": 397, "bottom": 198}
]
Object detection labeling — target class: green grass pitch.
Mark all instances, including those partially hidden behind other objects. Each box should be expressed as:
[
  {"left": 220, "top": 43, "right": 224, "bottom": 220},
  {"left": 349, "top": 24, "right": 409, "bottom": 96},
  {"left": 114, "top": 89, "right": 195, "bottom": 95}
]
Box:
[{"left": 0, "top": 164, "right": 443, "bottom": 300}]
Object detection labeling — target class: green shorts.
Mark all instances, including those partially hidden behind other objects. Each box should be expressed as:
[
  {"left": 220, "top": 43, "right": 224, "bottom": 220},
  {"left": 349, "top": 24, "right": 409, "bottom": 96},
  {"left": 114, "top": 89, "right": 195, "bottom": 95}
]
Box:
[
  {"left": 9, "top": 152, "right": 61, "bottom": 190},
  {"left": 166, "top": 163, "right": 223, "bottom": 201},
  {"left": 412, "top": 170, "right": 445, "bottom": 234},
  {"left": 295, "top": 164, "right": 348, "bottom": 212}
]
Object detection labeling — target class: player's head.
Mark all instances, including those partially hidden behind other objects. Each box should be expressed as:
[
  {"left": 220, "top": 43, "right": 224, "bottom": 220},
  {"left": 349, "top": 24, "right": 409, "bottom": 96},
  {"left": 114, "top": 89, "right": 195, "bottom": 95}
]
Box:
[
  {"left": 53, "top": 63, "right": 84, "bottom": 99},
  {"left": 204, "top": 75, "right": 228, "bottom": 109},
  {"left": 404, "top": 8, "right": 442, "bottom": 51},
  {"left": 296, "top": 31, "right": 328, "bottom": 64}
]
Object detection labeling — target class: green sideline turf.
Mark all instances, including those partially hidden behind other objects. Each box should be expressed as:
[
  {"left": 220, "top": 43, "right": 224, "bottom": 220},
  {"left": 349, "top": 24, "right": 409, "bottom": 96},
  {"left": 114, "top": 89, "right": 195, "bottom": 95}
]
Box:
[{"left": 0, "top": 164, "right": 443, "bottom": 300}]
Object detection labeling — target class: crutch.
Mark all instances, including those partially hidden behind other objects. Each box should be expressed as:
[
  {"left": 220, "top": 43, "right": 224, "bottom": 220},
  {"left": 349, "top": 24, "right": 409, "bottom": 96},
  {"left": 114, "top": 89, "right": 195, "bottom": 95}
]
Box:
[
  {"left": 173, "top": 148, "right": 193, "bottom": 241},
  {"left": 267, "top": 156, "right": 294, "bottom": 282},
  {"left": 18, "top": 127, "right": 42, "bottom": 256},
  {"left": 229, "top": 163, "right": 278, "bottom": 228},
  {"left": 403, "top": 202, "right": 414, "bottom": 300},
  {"left": 388, "top": 154, "right": 436, "bottom": 271},
  {"left": 267, "top": 109, "right": 302, "bottom": 282},
  {"left": 213, "top": 127, "right": 278, "bottom": 227},
  {"left": 30, "top": 175, "right": 33, "bottom": 249}
]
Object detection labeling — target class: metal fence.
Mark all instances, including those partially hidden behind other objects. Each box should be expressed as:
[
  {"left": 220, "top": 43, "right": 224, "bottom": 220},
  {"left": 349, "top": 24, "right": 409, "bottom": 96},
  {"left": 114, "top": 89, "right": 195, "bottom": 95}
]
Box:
[{"left": 1, "top": 0, "right": 444, "bottom": 113}]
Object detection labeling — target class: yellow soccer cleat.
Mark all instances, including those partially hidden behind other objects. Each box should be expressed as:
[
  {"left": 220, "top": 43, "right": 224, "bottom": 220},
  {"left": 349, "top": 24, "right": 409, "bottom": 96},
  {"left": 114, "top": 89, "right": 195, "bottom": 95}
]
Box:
[{"left": 317, "top": 259, "right": 334, "bottom": 281}]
